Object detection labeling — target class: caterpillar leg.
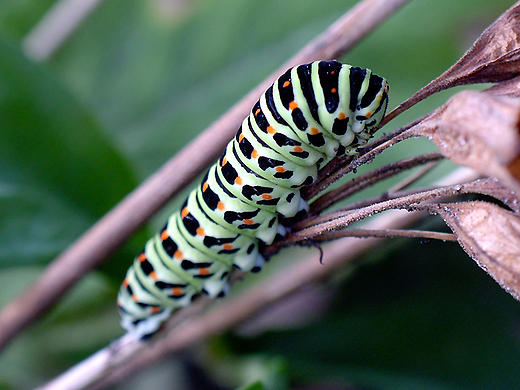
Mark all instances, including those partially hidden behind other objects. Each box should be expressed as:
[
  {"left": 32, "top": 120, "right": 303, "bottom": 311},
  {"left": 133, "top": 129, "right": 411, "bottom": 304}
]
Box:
[
  {"left": 297, "top": 198, "right": 309, "bottom": 213},
  {"left": 250, "top": 253, "right": 266, "bottom": 273}
]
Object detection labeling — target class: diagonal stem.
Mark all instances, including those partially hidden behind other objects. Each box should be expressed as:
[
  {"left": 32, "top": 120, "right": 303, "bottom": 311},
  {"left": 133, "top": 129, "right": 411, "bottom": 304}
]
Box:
[
  {"left": 309, "top": 152, "right": 445, "bottom": 215},
  {"left": 279, "top": 178, "right": 514, "bottom": 251}
]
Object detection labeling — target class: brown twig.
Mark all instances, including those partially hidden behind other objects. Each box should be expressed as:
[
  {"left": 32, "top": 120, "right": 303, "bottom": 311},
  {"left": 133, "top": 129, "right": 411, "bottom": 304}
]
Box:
[
  {"left": 0, "top": 0, "right": 412, "bottom": 353},
  {"left": 308, "top": 168, "right": 518, "bottom": 217},
  {"left": 313, "top": 228, "right": 457, "bottom": 242},
  {"left": 309, "top": 152, "right": 445, "bottom": 215},
  {"left": 23, "top": 0, "right": 104, "bottom": 61},
  {"left": 387, "top": 160, "right": 441, "bottom": 194},
  {"left": 288, "top": 178, "right": 510, "bottom": 244}
]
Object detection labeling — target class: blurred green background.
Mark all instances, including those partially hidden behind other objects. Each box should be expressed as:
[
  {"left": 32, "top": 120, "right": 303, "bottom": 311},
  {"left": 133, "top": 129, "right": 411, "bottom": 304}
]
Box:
[{"left": 0, "top": 0, "right": 519, "bottom": 389}]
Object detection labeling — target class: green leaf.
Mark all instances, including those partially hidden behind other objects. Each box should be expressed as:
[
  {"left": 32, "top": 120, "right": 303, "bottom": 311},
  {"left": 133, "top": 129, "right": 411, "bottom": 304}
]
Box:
[
  {"left": 0, "top": 38, "right": 137, "bottom": 216},
  {"left": 0, "top": 36, "right": 141, "bottom": 270},
  {"left": 0, "top": 0, "right": 55, "bottom": 39},
  {"left": 0, "top": 179, "right": 91, "bottom": 266}
]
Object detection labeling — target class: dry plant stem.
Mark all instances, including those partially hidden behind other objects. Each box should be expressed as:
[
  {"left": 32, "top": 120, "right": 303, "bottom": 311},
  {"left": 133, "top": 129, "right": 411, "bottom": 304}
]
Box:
[
  {"left": 315, "top": 228, "right": 457, "bottom": 242},
  {"left": 23, "top": 0, "right": 104, "bottom": 61},
  {"left": 0, "top": 0, "right": 411, "bottom": 353},
  {"left": 36, "top": 167, "right": 480, "bottom": 390},
  {"left": 330, "top": 185, "right": 442, "bottom": 215},
  {"left": 289, "top": 178, "right": 513, "bottom": 244},
  {"left": 381, "top": 83, "right": 450, "bottom": 126},
  {"left": 310, "top": 152, "right": 444, "bottom": 215},
  {"left": 34, "top": 297, "right": 214, "bottom": 390},
  {"left": 318, "top": 174, "right": 520, "bottom": 218},
  {"left": 387, "top": 160, "right": 440, "bottom": 194}
]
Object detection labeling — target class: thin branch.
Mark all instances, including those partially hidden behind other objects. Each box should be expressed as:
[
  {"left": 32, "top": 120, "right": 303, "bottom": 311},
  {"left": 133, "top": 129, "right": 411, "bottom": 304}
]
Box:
[
  {"left": 387, "top": 160, "right": 441, "bottom": 194},
  {"left": 34, "top": 298, "right": 213, "bottom": 390},
  {"left": 312, "top": 168, "right": 510, "bottom": 217},
  {"left": 0, "top": 0, "right": 412, "bottom": 353},
  {"left": 326, "top": 185, "right": 439, "bottom": 215},
  {"left": 288, "top": 178, "right": 509, "bottom": 244},
  {"left": 23, "top": 0, "right": 105, "bottom": 61},
  {"left": 309, "top": 152, "right": 444, "bottom": 215},
  {"left": 313, "top": 228, "right": 457, "bottom": 242}
]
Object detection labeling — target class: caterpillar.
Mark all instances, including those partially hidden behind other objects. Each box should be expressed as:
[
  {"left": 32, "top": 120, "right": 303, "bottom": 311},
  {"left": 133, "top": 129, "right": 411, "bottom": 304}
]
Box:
[{"left": 117, "top": 60, "right": 389, "bottom": 339}]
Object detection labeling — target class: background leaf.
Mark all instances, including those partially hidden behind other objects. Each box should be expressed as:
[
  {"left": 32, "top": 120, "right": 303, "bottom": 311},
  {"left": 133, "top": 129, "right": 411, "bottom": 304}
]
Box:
[{"left": 0, "top": 37, "right": 145, "bottom": 275}]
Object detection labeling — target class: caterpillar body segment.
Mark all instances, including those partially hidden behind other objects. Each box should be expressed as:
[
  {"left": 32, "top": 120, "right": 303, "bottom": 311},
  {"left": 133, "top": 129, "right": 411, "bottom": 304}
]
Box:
[{"left": 197, "top": 165, "right": 282, "bottom": 244}]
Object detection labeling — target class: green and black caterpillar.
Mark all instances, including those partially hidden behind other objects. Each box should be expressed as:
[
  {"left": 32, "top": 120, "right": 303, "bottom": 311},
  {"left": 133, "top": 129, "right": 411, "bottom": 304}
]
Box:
[{"left": 117, "top": 60, "right": 389, "bottom": 339}]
